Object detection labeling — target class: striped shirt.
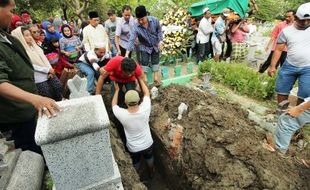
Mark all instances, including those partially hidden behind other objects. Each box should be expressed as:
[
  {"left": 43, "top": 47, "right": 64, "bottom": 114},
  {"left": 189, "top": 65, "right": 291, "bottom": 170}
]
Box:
[{"left": 126, "top": 16, "right": 163, "bottom": 54}]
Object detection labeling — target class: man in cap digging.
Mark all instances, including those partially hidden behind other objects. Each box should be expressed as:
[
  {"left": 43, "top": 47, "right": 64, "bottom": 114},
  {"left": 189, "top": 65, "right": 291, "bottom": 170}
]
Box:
[
  {"left": 112, "top": 77, "right": 155, "bottom": 178},
  {"left": 125, "top": 5, "right": 163, "bottom": 86},
  {"left": 82, "top": 11, "right": 110, "bottom": 52}
]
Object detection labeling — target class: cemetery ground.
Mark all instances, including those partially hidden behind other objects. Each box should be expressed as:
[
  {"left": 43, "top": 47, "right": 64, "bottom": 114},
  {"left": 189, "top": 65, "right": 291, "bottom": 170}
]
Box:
[{"left": 82, "top": 71, "right": 310, "bottom": 190}]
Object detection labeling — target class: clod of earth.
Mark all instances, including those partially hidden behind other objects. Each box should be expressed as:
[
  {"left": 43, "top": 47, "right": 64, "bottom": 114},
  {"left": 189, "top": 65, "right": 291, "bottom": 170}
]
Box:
[{"left": 150, "top": 84, "right": 310, "bottom": 190}]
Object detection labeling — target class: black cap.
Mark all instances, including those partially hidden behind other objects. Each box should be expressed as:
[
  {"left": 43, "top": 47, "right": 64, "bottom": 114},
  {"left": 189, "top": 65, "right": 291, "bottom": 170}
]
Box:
[
  {"left": 135, "top": 5, "right": 147, "bottom": 18},
  {"left": 88, "top": 11, "right": 99, "bottom": 19}
]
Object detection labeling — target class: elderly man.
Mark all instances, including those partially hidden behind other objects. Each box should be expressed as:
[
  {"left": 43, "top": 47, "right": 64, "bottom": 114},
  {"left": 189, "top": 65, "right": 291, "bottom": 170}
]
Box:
[
  {"left": 196, "top": 7, "right": 213, "bottom": 63},
  {"left": 82, "top": 11, "right": 110, "bottom": 52},
  {"left": 77, "top": 43, "right": 111, "bottom": 94},
  {"left": 211, "top": 8, "right": 230, "bottom": 62},
  {"left": 0, "top": 0, "right": 59, "bottom": 154},
  {"left": 115, "top": 5, "right": 135, "bottom": 57},
  {"left": 264, "top": 3, "right": 310, "bottom": 164},
  {"left": 125, "top": 5, "right": 163, "bottom": 85},
  {"left": 268, "top": 2, "right": 310, "bottom": 109}
]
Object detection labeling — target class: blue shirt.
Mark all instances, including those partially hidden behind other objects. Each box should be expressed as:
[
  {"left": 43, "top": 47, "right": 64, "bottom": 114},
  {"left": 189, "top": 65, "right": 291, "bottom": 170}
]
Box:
[
  {"left": 212, "top": 16, "right": 226, "bottom": 37},
  {"left": 126, "top": 16, "right": 163, "bottom": 54}
]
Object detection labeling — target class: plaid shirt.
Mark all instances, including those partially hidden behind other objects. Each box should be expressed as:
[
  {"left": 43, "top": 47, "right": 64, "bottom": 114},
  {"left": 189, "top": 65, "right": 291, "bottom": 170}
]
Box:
[{"left": 126, "top": 16, "right": 163, "bottom": 54}]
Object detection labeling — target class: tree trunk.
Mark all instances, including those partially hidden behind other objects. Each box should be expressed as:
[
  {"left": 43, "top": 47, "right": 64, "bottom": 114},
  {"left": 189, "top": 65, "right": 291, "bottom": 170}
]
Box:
[{"left": 61, "top": 2, "right": 68, "bottom": 21}]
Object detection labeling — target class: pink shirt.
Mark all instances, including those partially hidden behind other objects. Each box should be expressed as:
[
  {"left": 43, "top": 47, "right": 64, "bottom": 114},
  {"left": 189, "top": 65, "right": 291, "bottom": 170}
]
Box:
[
  {"left": 271, "top": 21, "right": 289, "bottom": 51},
  {"left": 231, "top": 28, "right": 246, "bottom": 43}
]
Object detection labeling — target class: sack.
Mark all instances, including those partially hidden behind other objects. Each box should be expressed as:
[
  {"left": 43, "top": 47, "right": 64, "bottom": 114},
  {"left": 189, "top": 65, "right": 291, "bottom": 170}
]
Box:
[
  {"left": 217, "top": 33, "right": 227, "bottom": 43},
  {"left": 60, "top": 67, "right": 78, "bottom": 98}
]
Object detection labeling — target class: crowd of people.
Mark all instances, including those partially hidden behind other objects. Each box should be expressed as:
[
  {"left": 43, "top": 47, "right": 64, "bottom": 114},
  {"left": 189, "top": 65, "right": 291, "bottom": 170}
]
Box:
[
  {"left": 187, "top": 7, "right": 252, "bottom": 64},
  {"left": 0, "top": 0, "right": 310, "bottom": 181}
]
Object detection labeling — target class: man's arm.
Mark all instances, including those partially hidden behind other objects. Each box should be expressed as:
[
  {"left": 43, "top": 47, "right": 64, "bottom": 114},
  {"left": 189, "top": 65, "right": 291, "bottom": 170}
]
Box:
[
  {"left": 287, "top": 100, "right": 310, "bottom": 117},
  {"left": 0, "top": 82, "right": 60, "bottom": 117},
  {"left": 125, "top": 27, "right": 138, "bottom": 57},
  {"left": 111, "top": 82, "right": 119, "bottom": 106},
  {"left": 267, "top": 43, "right": 285, "bottom": 77},
  {"left": 115, "top": 22, "right": 122, "bottom": 55},
  {"left": 138, "top": 77, "right": 150, "bottom": 97},
  {"left": 95, "top": 68, "right": 110, "bottom": 94},
  {"left": 82, "top": 28, "right": 91, "bottom": 52}
]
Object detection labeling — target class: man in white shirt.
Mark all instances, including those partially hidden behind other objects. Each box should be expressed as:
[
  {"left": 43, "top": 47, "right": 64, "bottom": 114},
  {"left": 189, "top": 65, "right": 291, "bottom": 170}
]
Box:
[
  {"left": 77, "top": 42, "right": 111, "bottom": 94},
  {"left": 196, "top": 7, "right": 213, "bottom": 63},
  {"left": 268, "top": 2, "right": 310, "bottom": 108},
  {"left": 112, "top": 78, "right": 154, "bottom": 177},
  {"left": 82, "top": 11, "right": 110, "bottom": 51}
]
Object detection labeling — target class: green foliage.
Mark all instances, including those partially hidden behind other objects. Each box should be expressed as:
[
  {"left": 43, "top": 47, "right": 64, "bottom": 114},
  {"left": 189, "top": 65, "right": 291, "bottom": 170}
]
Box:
[
  {"left": 199, "top": 61, "right": 276, "bottom": 100},
  {"left": 254, "top": 0, "right": 308, "bottom": 21}
]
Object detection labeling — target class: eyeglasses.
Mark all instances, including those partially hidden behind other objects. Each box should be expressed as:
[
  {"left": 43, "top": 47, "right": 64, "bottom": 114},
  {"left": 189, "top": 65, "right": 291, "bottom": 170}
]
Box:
[{"left": 31, "top": 31, "right": 40, "bottom": 34}]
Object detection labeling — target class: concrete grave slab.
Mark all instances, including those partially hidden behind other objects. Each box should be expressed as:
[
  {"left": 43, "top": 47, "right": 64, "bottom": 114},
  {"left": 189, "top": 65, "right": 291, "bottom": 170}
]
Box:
[{"left": 36, "top": 95, "right": 122, "bottom": 190}]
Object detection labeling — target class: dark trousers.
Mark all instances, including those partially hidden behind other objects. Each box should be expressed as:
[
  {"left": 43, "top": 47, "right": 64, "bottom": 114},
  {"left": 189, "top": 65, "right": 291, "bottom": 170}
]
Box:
[
  {"left": 221, "top": 36, "right": 232, "bottom": 59},
  {"left": 120, "top": 46, "right": 132, "bottom": 58},
  {"left": 36, "top": 76, "right": 63, "bottom": 101},
  {"left": 1, "top": 117, "right": 42, "bottom": 155},
  {"left": 259, "top": 51, "right": 287, "bottom": 73},
  {"left": 197, "top": 42, "right": 211, "bottom": 63}
]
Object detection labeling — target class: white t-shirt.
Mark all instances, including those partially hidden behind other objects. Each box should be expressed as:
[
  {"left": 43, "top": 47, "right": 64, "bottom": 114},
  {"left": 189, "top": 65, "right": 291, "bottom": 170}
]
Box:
[
  {"left": 78, "top": 50, "right": 110, "bottom": 71},
  {"left": 277, "top": 25, "right": 310, "bottom": 67},
  {"left": 112, "top": 96, "right": 153, "bottom": 153}
]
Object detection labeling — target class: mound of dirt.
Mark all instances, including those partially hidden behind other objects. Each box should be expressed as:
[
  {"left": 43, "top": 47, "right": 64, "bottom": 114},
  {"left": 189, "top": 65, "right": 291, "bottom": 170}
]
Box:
[{"left": 150, "top": 84, "right": 310, "bottom": 190}]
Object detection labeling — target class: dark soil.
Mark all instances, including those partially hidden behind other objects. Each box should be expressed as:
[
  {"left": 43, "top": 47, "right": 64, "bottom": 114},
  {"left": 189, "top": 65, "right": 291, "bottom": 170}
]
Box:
[{"left": 150, "top": 84, "right": 310, "bottom": 190}]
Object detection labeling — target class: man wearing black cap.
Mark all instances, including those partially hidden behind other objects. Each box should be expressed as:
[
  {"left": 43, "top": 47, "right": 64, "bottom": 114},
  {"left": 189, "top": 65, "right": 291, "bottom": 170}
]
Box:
[
  {"left": 82, "top": 11, "right": 110, "bottom": 52},
  {"left": 125, "top": 5, "right": 163, "bottom": 86}
]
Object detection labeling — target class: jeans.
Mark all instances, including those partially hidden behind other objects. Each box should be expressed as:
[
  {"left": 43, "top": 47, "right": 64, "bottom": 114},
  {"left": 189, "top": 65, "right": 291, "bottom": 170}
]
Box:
[
  {"left": 275, "top": 61, "right": 310, "bottom": 99},
  {"left": 274, "top": 109, "right": 310, "bottom": 153},
  {"left": 140, "top": 50, "right": 160, "bottom": 73},
  {"left": 110, "top": 39, "right": 117, "bottom": 57},
  {"left": 76, "top": 62, "right": 99, "bottom": 94}
]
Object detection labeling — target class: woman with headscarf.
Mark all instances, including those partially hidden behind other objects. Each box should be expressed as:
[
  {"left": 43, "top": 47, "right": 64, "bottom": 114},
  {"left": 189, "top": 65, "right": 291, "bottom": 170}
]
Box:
[
  {"left": 42, "top": 21, "right": 62, "bottom": 42},
  {"left": 59, "top": 24, "right": 82, "bottom": 63},
  {"left": 11, "top": 26, "right": 63, "bottom": 101}
]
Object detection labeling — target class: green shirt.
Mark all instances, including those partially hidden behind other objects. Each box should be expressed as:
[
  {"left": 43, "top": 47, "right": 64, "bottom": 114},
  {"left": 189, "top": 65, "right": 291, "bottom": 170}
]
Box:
[{"left": 0, "top": 30, "right": 37, "bottom": 124}]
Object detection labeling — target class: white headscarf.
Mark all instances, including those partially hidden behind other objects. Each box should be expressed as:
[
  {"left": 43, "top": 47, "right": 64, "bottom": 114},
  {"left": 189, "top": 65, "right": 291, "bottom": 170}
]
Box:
[{"left": 11, "top": 27, "right": 51, "bottom": 68}]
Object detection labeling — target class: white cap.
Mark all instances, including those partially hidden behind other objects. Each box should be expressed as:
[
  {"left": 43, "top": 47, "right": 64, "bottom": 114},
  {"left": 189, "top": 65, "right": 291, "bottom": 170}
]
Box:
[
  {"left": 94, "top": 42, "right": 106, "bottom": 49},
  {"left": 296, "top": 2, "right": 310, "bottom": 20},
  {"left": 222, "top": 8, "right": 230, "bottom": 17},
  {"left": 203, "top": 7, "right": 210, "bottom": 14}
]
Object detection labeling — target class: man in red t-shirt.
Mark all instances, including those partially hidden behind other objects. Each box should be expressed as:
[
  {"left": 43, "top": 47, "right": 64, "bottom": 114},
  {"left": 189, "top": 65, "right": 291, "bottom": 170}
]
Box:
[{"left": 96, "top": 56, "right": 143, "bottom": 106}]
